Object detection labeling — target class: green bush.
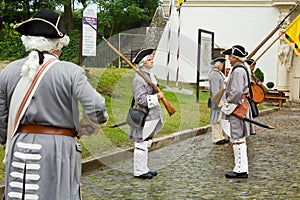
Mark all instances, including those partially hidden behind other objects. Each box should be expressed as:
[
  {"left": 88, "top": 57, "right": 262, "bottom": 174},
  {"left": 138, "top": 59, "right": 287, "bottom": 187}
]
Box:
[
  {"left": 254, "top": 67, "right": 264, "bottom": 82},
  {"left": 60, "top": 30, "right": 81, "bottom": 64},
  {"left": 0, "top": 22, "right": 81, "bottom": 63},
  {"left": 266, "top": 82, "right": 275, "bottom": 89},
  {"left": 0, "top": 22, "right": 27, "bottom": 61}
]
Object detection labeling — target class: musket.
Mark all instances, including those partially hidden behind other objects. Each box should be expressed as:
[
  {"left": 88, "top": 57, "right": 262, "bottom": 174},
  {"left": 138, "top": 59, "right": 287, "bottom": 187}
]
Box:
[
  {"left": 249, "top": 32, "right": 284, "bottom": 67},
  {"left": 247, "top": 0, "right": 300, "bottom": 61},
  {"left": 84, "top": 20, "right": 176, "bottom": 116},
  {"left": 102, "top": 37, "right": 176, "bottom": 116}
]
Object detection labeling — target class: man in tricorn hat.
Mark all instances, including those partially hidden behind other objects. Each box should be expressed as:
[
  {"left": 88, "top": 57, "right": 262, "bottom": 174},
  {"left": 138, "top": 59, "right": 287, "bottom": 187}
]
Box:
[
  {"left": 0, "top": 9, "right": 108, "bottom": 199},
  {"left": 221, "top": 45, "right": 252, "bottom": 178},
  {"left": 129, "top": 48, "right": 164, "bottom": 179},
  {"left": 208, "top": 57, "right": 229, "bottom": 144}
]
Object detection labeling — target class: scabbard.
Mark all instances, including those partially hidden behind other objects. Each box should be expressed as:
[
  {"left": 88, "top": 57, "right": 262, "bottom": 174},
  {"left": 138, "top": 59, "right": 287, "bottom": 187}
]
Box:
[
  {"left": 109, "top": 122, "right": 127, "bottom": 128},
  {"left": 243, "top": 117, "right": 275, "bottom": 129}
]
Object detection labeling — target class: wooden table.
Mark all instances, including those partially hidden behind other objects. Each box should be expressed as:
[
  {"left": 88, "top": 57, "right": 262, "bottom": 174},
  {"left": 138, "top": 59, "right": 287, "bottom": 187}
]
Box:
[{"left": 264, "top": 89, "right": 289, "bottom": 107}]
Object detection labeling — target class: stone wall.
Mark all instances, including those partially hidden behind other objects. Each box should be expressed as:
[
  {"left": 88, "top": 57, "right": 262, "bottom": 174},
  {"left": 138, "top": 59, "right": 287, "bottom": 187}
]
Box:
[{"left": 143, "top": 8, "right": 168, "bottom": 49}]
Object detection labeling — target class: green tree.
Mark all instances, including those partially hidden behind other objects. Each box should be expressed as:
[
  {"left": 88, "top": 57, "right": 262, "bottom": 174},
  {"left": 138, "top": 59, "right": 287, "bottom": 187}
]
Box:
[
  {"left": 0, "top": 0, "right": 82, "bottom": 30},
  {"left": 0, "top": 22, "right": 26, "bottom": 60},
  {"left": 0, "top": 0, "right": 160, "bottom": 62},
  {"left": 96, "top": 0, "right": 159, "bottom": 37},
  {"left": 0, "top": 0, "right": 57, "bottom": 23}
]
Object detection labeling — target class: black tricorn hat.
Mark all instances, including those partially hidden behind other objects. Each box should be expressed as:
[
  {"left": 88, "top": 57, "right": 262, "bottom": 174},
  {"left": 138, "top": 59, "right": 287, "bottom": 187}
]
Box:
[
  {"left": 132, "top": 48, "right": 155, "bottom": 64},
  {"left": 222, "top": 45, "right": 248, "bottom": 58},
  {"left": 210, "top": 57, "right": 226, "bottom": 65},
  {"left": 14, "top": 9, "right": 66, "bottom": 38}
]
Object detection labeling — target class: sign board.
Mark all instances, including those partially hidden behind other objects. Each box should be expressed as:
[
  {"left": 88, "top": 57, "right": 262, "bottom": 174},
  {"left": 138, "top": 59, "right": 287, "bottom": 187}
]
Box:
[
  {"left": 82, "top": 3, "right": 97, "bottom": 56},
  {"left": 199, "top": 36, "right": 212, "bottom": 83}
]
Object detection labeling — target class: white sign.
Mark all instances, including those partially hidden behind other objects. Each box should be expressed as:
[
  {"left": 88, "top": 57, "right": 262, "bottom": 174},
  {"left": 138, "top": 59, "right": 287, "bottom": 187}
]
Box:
[{"left": 82, "top": 3, "right": 97, "bottom": 56}]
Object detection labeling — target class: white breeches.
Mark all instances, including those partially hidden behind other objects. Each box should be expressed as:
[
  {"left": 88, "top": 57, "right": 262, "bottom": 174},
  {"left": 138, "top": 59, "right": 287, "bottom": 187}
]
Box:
[
  {"left": 134, "top": 140, "right": 152, "bottom": 176},
  {"left": 211, "top": 123, "right": 225, "bottom": 143},
  {"left": 231, "top": 137, "right": 248, "bottom": 173}
]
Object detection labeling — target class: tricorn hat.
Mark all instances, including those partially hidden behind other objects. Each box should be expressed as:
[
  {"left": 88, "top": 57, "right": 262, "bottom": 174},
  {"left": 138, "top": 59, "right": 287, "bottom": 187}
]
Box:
[
  {"left": 210, "top": 57, "right": 226, "bottom": 65},
  {"left": 14, "top": 9, "right": 66, "bottom": 38},
  {"left": 132, "top": 48, "right": 155, "bottom": 64},
  {"left": 222, "top": 45, "right": 248, "bottom": 58}
]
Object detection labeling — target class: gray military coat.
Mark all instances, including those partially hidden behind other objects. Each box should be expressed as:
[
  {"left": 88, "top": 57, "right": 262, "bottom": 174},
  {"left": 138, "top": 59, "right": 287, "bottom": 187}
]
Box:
[
  {"left": 208, "top": 69, "right": 225, "bottom": 124},
  {"left": 128, "top": 70, "right": 163, "bottom": 142},
  {"left": 224, "top": 64, "right": 252, "bottom": 139}
]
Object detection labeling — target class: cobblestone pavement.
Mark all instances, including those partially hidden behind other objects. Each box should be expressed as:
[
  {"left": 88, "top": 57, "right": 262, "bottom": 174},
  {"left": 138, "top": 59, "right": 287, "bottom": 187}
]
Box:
[{"left": 81, "top": 104, "right": 300, "bottom": 200}]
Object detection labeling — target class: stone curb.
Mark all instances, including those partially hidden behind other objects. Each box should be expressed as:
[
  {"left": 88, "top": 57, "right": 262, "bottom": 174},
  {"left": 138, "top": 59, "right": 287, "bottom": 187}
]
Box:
[
  {"left": 0, "top": 107, "right": 279, "bottom": 196},
  {"left": 81, "top": 125, "right": 210, "bottom": 173}
]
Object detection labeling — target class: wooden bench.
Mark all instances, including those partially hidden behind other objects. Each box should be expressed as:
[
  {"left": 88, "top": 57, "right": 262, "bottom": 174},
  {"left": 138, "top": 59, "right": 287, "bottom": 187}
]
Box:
[{"left": 264, "top": 89, "right": 289, "bottom": 107}]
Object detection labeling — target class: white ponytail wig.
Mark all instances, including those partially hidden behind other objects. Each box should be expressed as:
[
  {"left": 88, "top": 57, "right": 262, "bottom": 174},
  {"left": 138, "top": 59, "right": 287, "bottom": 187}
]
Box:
[
  {"left": 21, "top": 35, "right": 70, "bottom": 79},
  {"left": 212, "top": 61, "right": 222, "bottom": 68},
  {"left": 208, "top": 61, "right": 222, "bottom": 76},
  {"left": 138, "top": 55, "right": 149, "bottom": 68}
]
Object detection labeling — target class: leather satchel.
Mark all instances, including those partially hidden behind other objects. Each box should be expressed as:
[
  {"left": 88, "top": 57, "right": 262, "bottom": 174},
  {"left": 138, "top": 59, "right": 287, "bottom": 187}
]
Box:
[
  {"left": 126, "top": 98, "right": 148, "bottom": 128},
  {"left": 232, "top": 97, "right": 248, "bottom": 119},
  {"left": 126, "top": 107, "right": 147, "bottom": 128}
]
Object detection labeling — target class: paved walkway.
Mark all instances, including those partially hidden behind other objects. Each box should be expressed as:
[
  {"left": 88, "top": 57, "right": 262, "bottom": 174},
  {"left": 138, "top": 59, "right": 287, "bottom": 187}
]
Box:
[{"left": 81, "top": 104, "right": 300, "bottom": 199}]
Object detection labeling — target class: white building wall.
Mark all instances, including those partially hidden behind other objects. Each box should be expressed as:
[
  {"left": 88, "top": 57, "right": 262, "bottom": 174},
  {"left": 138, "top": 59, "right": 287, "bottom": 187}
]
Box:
[{"left": 153, "top": 4, "right": 280, "bottom": 85}]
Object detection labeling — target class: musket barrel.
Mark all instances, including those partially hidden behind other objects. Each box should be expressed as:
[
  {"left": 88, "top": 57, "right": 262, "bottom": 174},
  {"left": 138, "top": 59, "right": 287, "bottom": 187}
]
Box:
[{"left": 247, "top": 1, "right": 300, "bottom": 60}]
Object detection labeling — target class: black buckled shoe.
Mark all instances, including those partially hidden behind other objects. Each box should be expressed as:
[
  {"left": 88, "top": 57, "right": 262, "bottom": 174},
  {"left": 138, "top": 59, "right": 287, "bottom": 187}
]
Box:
[
  {"left": 134, "top": 172, "right": 153, "bottom": 179},
  {"left": 149, "top": 171, "right": 158, "bottom": 176},
  {"left": 225, "top": 171, "right": 248, "bottom": 179},
  {"left": 215, "top": 139, "right": 228, "bottom": 145}
]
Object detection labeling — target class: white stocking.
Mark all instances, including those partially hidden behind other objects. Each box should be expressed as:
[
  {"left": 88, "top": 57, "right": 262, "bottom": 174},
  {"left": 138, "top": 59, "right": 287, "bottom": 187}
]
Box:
[
  {"left": 134, "top": 141, "right": 149, "bottom": 176},
  {"left": 232, "top": 137, "right": 248, "bottom": 173}
]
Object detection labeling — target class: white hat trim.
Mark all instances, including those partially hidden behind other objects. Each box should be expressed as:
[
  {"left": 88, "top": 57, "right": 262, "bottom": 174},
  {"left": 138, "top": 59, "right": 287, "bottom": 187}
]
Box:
[{"left": 14, "top": 16, "right": 63, "bottom": 37}]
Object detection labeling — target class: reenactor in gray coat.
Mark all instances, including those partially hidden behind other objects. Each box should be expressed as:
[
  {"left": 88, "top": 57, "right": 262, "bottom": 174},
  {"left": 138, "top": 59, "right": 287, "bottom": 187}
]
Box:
[
  {"left": 221, "top": 45, "right": 251, "bottom": 179},
  {"left": 129, "top": 48, "right": 164, "bottom": 179},
  {"left": 0, "top": 10, "right": 108, "bottom": 199},
  {"left": 208, "top": 57, "right": 228, "bottom": 144}
]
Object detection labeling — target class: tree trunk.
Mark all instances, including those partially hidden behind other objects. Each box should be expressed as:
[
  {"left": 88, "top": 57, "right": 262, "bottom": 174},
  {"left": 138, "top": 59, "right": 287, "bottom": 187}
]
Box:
[{"left": 64, "top": 2, "right": 74, "bottom": 30}]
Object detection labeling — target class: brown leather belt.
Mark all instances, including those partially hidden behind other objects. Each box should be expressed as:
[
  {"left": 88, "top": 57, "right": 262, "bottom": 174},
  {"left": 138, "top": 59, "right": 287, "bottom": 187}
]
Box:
[
  {"left": 18, "top": 124, "right": 76, "bottom": 137},
  {"left": 233, "top": 141, "right": 245, "bottom": 145}
]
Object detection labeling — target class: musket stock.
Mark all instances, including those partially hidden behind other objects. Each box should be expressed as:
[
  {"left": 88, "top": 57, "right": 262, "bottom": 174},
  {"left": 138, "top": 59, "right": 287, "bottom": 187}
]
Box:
[{"left": 161, "top": 97, "right": 177, "bottom": 115}]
